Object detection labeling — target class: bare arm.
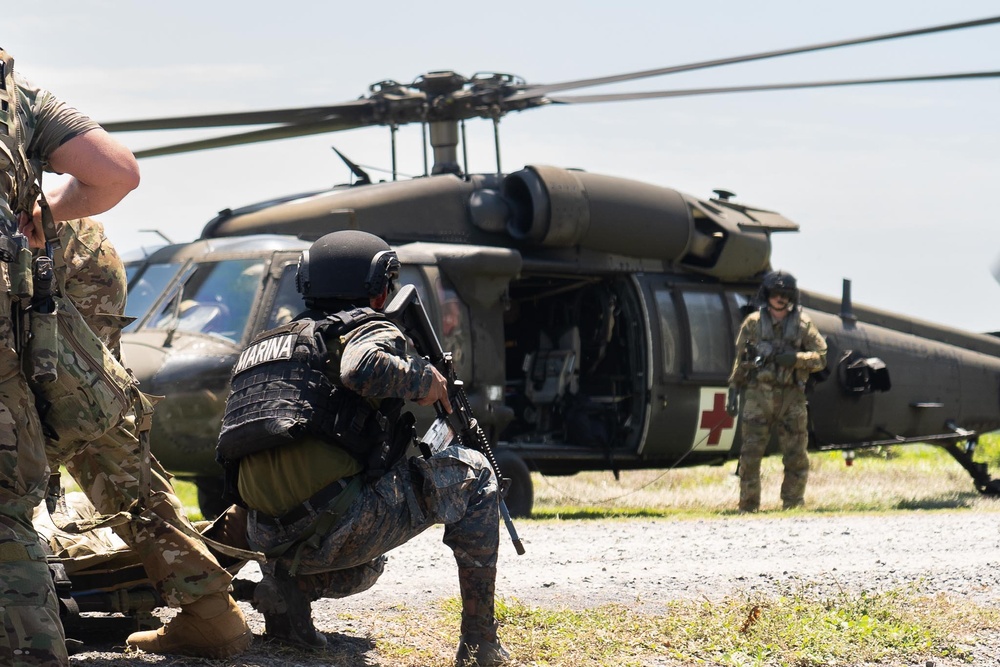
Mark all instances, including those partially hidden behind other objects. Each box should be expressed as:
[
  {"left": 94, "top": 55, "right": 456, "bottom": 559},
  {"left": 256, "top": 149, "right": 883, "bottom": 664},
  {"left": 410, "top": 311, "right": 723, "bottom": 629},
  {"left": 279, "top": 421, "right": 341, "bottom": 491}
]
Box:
[{"left": 19, "top": 128, "right": 140, "bottom": 245}]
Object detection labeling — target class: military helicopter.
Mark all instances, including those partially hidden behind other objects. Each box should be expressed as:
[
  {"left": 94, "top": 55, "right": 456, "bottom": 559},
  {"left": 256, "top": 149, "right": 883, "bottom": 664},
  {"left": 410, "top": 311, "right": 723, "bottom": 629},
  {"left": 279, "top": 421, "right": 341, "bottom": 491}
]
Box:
[{"left": 105, "top": 15, "right": 1000, "bottom": 519}]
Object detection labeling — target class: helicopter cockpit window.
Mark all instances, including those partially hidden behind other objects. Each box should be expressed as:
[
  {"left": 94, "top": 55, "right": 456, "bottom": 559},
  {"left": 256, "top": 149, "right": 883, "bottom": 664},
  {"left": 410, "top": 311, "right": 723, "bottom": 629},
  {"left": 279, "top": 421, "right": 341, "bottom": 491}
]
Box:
[
  {"left": 124, "top": 262, "right": 184, "bottom": 332},
  {"left": 682, "top": 291, "right": 731, "bottom": 376},
  {"left": 653, "top": 289, "right": 681, "bottom": 375},
  {"left": 150, "top": 258, "right": 265, "bottom": 343},
  {"left": 394, "top": 266, "right": 432, "bottom": 313}
]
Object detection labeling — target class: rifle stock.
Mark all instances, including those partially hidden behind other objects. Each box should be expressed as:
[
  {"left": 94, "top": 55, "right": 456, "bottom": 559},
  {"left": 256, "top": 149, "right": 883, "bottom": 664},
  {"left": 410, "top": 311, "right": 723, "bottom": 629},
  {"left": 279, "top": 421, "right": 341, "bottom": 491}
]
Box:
[{"left": 385, "top": 285, "right": 525, "bottom": 555}]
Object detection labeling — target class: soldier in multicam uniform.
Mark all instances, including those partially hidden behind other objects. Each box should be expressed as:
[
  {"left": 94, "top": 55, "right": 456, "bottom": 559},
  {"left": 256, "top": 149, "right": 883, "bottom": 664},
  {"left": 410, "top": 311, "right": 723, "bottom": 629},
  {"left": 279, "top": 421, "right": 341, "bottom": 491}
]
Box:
[
  {"left": 1, "top": 49, "right": 251, "bottom": 663},
  {"left": 0, "top": 49, "right": 138, "bottom": 666},
  {"left": 727, "top": 271, "right": 827, "bottom": 513},
  {"left": 217, "top": 230, "right": 510, "bottom": 667},
  {"left": 46, "top": 217, "right": 253, "bottom": 659}
]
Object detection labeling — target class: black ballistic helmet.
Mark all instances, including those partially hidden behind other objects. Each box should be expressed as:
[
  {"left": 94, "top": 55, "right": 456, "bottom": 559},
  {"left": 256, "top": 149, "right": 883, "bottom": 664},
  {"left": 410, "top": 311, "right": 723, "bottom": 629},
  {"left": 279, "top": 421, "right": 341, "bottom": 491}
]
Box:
[
  {"left": 296, "top": 230, "right": 400, "bottom": 303},
  {"left": 760, "top": 270, "right": 799, "bottom": 305}
]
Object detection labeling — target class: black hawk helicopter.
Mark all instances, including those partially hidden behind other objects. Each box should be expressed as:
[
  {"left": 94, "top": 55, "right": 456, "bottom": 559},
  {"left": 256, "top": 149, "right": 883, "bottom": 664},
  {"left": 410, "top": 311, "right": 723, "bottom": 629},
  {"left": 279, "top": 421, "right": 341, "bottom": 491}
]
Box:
[
  {"left": 98, "top": 14, "right": 1000, "bottom": 523},
  {"left": 37, "top": 14, "right": 1000, "bottom": 640}
]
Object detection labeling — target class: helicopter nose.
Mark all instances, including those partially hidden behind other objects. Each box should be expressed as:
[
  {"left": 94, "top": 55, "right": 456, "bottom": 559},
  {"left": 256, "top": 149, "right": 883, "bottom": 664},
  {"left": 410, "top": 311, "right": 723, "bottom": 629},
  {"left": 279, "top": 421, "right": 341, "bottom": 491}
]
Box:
[{"left": 121, "top": 334, "right": 169, "bottom": 385}]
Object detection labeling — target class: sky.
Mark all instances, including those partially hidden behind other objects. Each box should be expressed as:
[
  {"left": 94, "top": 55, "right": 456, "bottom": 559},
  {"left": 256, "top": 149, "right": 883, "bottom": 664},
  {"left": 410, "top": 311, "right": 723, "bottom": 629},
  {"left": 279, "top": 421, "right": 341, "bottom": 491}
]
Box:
[{"left": 7, "top": 1, "right": 1000, "bottom": 332}]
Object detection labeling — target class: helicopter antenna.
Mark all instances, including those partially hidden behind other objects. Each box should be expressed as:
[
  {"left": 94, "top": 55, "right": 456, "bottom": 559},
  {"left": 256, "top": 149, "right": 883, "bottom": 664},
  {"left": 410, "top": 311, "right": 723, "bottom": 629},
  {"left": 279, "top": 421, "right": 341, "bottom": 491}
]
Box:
[
  {"left": 139, "top": 228, "right": 174, "bottom": 244},
  {"left": 330, "top": 146, "right": 371, "bottom": 185}
]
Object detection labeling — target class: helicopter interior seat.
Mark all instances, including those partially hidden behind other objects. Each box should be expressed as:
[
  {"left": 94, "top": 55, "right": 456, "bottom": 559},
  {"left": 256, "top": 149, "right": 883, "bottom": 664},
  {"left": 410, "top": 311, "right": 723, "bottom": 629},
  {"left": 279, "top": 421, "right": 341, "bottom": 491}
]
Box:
[{"left": 524, "top": 326, "right": 580, "bottom": 406}]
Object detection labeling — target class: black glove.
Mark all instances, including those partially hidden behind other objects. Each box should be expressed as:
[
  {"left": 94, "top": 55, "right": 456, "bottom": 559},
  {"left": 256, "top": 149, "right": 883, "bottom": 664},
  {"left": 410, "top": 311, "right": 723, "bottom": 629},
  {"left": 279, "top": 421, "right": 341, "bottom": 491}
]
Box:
[
  {"left": 774, "top": 352, "right": 798, "bottom": 368},
  {"left": 726, "top": 387, "right": 739, "bottom": 417}
]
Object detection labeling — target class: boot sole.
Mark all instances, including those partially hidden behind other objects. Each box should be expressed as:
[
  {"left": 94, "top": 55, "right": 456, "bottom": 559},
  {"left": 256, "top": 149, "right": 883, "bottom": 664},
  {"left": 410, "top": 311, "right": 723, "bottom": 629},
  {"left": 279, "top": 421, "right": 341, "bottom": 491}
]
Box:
[{"left": 130, "top": 629, "right": 253, "bottom": 659}]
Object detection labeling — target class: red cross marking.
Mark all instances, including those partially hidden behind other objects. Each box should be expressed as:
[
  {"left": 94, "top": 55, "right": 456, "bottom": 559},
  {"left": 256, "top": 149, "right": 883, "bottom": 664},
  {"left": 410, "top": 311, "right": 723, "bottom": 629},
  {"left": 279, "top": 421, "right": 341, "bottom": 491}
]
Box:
[{"left": 700, "top": 392, "right": 734, "bottom": 446}]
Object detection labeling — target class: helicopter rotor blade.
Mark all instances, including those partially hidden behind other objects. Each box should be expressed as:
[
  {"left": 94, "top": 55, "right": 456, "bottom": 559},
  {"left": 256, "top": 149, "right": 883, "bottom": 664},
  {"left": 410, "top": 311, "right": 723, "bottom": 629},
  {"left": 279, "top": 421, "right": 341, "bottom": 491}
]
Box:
[
  {"left": 546, "top": 71, "right": 1000, "bottom": 105},
  {"left": 510, "top": 15, "right": 1000, "bottom": 100},
  {"left": 131, "top": 116, "right": 369, "bottom": 159},
  {"left": 102, "top": 99, "right": 371, "bottom": 133}
]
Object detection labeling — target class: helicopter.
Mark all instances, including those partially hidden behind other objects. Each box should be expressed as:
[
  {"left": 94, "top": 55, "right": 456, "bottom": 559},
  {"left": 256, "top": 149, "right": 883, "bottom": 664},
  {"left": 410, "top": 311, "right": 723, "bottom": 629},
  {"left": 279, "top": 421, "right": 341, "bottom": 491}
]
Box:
[{"left": 99, "top": 15, "right": 1000, "bottom": 520}]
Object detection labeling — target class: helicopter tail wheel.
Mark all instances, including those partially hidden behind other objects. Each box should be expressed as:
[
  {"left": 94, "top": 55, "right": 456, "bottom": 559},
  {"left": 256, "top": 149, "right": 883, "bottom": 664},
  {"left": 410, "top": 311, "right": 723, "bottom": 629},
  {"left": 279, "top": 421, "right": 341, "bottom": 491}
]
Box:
[
  {"left": 977, "top": 479, "right": 1000, "bottom": 496},
  {"left": 494, "top": 451, "right": 534, "bottom": 518}
]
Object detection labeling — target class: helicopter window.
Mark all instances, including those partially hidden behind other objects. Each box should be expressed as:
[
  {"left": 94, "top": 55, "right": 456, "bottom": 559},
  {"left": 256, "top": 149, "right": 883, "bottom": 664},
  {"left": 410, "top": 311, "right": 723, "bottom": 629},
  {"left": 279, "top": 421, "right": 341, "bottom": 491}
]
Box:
[
  {"left": 682, "top": 291, "right": 731, "bottom": 376},
  {"left": 124, "top": 262, "right": 184, "bottom": 331},
  {"left": 653, "top": 289, "right": 682, "bottom": 375},
  {"left": 395, "top": 266, "right": 433, "bottom": 314},
  {"left": 265, "top": 263, "right": 306, "bottom": 329},
  {"left": 150, "top": 258, "right": 265, "bottom": 343},
  {"left": 726, "top": 290, "right": 755, "bottom": 322}
]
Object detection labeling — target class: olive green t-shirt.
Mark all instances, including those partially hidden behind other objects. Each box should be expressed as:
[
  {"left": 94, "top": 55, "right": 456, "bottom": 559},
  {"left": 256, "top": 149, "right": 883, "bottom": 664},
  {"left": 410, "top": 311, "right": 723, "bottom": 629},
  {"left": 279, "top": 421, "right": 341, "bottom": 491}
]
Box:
[{"left": 237, "top": 436, "right": 362, "bottom": 517}]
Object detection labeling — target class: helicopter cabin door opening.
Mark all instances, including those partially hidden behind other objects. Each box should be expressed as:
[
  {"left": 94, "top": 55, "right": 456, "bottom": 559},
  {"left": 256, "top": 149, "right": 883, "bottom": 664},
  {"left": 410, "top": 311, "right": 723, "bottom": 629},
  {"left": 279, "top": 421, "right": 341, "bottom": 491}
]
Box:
[{"left": 500, "top": 273, "right": 649, "bottom": 470}]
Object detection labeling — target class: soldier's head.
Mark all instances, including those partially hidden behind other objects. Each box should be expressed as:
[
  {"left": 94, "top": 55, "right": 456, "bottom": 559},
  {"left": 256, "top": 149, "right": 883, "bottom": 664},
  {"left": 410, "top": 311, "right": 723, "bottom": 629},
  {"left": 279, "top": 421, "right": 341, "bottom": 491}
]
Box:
[
  {"left": 296, "top": 230, "right": 399, "bottom": 312},
  {"left": 760, "top": 270, "right": 798, "bottom": 312}
]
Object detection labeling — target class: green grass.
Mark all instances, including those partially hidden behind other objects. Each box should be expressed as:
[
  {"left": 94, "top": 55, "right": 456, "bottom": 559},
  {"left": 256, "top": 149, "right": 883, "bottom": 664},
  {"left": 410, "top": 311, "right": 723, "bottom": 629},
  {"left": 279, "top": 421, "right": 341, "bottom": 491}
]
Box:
[
  {"left": 530, "top": 433, "right": 1000, "bottom": 518},
  {"left": 353, "top": 586, "right": 997, "bottom": 667}
]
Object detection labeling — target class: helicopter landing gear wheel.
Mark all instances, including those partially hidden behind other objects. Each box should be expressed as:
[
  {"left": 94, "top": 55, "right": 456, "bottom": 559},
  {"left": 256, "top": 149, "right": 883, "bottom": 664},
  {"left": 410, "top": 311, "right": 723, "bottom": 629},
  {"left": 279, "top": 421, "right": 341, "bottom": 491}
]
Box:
[{"left": 495, "top": 451, "right": 533, "bottom": 518}]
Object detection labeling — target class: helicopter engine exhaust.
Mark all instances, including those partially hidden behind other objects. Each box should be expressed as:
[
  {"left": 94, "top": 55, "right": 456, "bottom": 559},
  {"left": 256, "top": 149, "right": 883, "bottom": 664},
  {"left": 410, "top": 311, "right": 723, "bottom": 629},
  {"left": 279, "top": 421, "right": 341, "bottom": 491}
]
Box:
[
  {"left": 504, "top": 165, "right": 692, "bottom": 257},
  {"left": 501, "top": 165, "right": 772, "bottom": 279}
]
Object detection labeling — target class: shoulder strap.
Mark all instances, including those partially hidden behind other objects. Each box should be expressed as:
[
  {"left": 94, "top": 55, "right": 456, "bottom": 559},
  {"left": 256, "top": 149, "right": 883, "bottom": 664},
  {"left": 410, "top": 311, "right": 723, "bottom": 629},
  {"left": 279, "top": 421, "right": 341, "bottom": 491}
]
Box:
[
  {"left": 325, "top": 306, "right": 385, "bottom": 334},
  {"left": 758, "top": 307, "right": 774, "bottom": 341}
]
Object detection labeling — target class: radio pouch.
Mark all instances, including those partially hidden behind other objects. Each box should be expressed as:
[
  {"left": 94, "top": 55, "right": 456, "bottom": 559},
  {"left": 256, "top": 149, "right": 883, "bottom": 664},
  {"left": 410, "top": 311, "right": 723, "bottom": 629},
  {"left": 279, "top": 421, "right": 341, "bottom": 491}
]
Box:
[{"left": 31, "top": 294, "right": 138, "bottom": 461}]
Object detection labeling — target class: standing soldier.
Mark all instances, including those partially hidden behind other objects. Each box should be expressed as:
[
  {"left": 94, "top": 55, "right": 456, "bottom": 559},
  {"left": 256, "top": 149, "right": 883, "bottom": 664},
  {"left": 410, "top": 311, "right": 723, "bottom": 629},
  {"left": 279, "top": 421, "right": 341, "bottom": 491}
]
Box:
[
  {"left": 0, "top": 49, "right": 139, "bottom": 665},
  {"left": 1, "top": 48, "right": 251, "bottom": 664},
  {"left": 217, "top": 230, "right": 510, "bottom": 666},
  {"left": 727, "top": 270, "right": 827, "bottom": 513}
]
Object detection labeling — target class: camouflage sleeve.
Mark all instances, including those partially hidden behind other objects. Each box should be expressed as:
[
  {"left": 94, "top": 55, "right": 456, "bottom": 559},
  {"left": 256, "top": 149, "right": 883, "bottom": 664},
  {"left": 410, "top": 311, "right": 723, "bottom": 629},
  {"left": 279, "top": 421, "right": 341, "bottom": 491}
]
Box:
[
  {"left": 795, "top": 314, "right": 828, "bottom": 372},
  {"left": 18, "top": 75, "right": 100, "bottom": 168},
  {"left": 728, "top": 316, "right": 755, "bottom": 388},
  {"left": 339, "top": 320, "right": 436, "bottom": 400}
]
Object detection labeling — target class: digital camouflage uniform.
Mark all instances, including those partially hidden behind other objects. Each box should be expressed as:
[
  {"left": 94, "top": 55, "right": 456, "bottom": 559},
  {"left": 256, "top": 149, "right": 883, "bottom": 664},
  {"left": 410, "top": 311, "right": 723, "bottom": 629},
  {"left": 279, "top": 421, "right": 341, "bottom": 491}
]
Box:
[
  {"left": 46, "top": 217, "right": 235, "bottom": 608},
  {"left": 240, "top": 318, "right": 500, "bottom": 621},
  {"left": 729, "top": 307, "right": 827, "bottom": 512},
  {"left": 0, "top": 54, "right": 96, "bottom": 667}
]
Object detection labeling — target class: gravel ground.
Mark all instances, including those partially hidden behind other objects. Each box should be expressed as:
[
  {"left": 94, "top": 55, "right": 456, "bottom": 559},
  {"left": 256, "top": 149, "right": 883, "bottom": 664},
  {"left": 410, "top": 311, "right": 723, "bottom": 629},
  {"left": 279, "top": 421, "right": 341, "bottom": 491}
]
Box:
[{"left": 68, "top": 510, "right": 1000, "bottom": 666}]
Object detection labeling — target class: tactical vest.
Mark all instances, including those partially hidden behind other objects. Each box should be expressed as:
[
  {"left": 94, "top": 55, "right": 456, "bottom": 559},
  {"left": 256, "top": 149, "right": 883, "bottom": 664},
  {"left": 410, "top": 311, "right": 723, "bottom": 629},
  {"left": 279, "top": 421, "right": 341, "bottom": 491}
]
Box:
[
  {"left": 217, "top": 307, "right": 407, "bottom": 473},
  {"left": 0, "top": 49, "right": 41, "bottom": 243},
  {"left": 757, "top": 307, "right": 806, "bottom": 386}
]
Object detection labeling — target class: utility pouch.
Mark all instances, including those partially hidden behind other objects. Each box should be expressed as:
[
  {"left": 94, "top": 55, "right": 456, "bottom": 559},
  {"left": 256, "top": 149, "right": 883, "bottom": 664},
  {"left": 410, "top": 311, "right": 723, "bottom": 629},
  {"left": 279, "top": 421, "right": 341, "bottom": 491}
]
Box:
[
  {"left": 27, "top": 308, "right": 58, "bottom": 384},
  {"left": 10, "top": 243, "right": 32, "bottom": 301},
  {"left": 32, "top": 295, "right": 137, "bottom": 457}
]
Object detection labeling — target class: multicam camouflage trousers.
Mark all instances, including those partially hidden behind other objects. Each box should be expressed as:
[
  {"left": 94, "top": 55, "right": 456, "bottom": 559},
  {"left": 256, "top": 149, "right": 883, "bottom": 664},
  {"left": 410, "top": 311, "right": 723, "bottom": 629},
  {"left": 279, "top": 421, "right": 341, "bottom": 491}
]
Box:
[
  {"left": 44, "top": 218, "right": 233, "bottom": 608},
  {"left": 247, "top": 445, "right": 500, "bottom": 598},
  {"left": 737, "top": 383, "right": 810, "bottom": 512},
  {"left": 48, "top": 409, "right": 235, "bottom": 607},
  {"left": 0, "top": 300, "right": 68, "bottom": 666}
]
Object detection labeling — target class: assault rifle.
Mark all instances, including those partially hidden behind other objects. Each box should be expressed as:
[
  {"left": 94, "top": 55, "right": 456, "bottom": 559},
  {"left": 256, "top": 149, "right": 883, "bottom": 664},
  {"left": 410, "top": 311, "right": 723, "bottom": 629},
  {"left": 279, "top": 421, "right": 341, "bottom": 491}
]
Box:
[
  {"left": 744, "top": 340, "right": 774, "bottom": 370},
  {"left": 385, "top": 284, "right": 525, "bottom": 555}
]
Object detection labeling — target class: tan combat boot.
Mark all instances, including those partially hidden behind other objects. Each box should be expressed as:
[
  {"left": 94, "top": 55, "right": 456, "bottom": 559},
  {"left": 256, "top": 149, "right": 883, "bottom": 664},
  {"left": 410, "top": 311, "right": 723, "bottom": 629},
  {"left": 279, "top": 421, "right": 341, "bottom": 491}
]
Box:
[
  {"left": 454, "top": 566, "right": 510, "bottom": 667},
  {"left": 126, "top": 591, "right": 252, "bottom": 658}
]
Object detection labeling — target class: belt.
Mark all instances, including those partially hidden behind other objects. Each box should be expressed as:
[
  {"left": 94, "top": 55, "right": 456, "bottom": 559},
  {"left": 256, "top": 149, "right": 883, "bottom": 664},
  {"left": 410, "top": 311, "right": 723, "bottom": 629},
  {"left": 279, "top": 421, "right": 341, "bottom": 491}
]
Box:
[{"left": 255, "top": 476, "right": 352, "bottom": 527}]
